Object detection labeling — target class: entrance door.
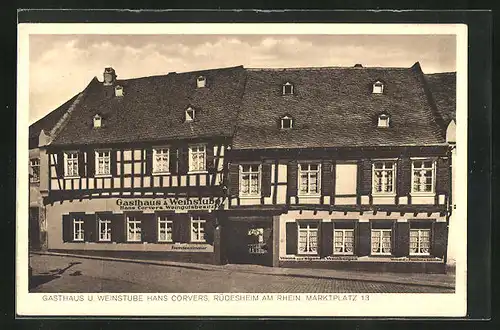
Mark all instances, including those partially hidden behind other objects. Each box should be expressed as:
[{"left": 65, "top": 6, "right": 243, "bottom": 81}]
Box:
[
  {"left": 29, "top": 207, "right": 41, "bottom": 251},
  {"left": 225, "top": 221, "right": 273, "bottom": 266}
]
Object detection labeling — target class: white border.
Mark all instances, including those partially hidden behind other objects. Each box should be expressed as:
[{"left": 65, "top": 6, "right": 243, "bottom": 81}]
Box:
[{"left": 17, "top": 23, "right": 468, "bottom": 317}]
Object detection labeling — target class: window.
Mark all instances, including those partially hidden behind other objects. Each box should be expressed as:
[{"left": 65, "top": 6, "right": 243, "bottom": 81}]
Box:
[
  {"left": 189, "top": 144, "right": 206, "bottom": 172},
  {"left": 153, "top": 147, "right": 170, "bottom": 174},
  {"left": 185, "top": 107, "right": 196, "bottom": 122},
  {"left": 372, "top": 161, "right": 396, "bottom": 194},
  {"left": 98, "top": 216, "right": 111, "bottom": 242},
  {"left": 93, "top": 114, "right": 102, "bottom": 128},
  {"left": 126, "top": 215, "right": 141, "bottom": 242},
  {"left": 282, "top": 82, "right": 294, "bottom": 95},
  {"left": 64, "top": 151, "right": 79, "bottom": 177},
  {"left": 197, "top": 76, "right": 206, "bottom": 88},
  {"left": 372, "top": 81, "right": 384, "bottom": 94},
  {"left": 410, "top": 229, "right": 431, "bottom": 255},
  {"left": 73, "top": 217, "right": 84, "bottom": 242},
  {"left": 30, "top": 158, "right": 40, "bottom": 183},
  {"left": 298, "top": 222, "right": 318, "bottom": 254},
  {"left": 298, "top": 163, "right": 321, "bottom": 195},
  {"left": 158, "top": 216, "right": 173, "bottom": 242},
  {"left": 240, "top": 164, "right": 261, "bottom": 197},
  {"left": 334, "top": 229, "right": 354, "bottom": 255},
  {"left": 280, "top": 115, "right": 294, "bottom": 129},
  {"left": 412, "top": 160, "right": 435, "bottom": 194},
  {"left": 371, "top": 229, "right": 392, "bottom": 255},
  {"left": 378, "top": 114, "right": 390, "bottom": 128},
  {"left": 115, "top": 85, "right": 123, "bottom": 97},
  {"left": 191, "top": 216, "right": 206, "bottom": 242},
  {"left": 95, "top": 150, "right": 111, "bottom": 176}
]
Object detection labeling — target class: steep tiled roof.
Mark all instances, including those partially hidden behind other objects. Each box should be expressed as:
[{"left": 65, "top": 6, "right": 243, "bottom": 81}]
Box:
[
  {"left": 51, "top": 66, "right": 247, "bottom": 146},
  {"left": 232, "top": 63, "right": 447, "bottom": 150},
  {"left": 424, "top": 72, "right": 456, "bottom": 125}
]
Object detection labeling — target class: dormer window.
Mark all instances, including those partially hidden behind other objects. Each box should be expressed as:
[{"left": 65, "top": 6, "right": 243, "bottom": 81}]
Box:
[
  {"left": 93, "top": 114, "right": 102, "bottom": 128},
  {"left": 185, "top": 107, "right": 196, "bottom": 122},
  {"left": 197, "top": 76, "right": 206, "bottom": 88},
  {"left": 280, "top": 115, "right": 294, "bottom": 129},
  {"left": 372, "top": 81, "right": 384, "bottom": 94},
  {"left": 115, "top": 85, "right": 123, "bottom": 97},
  {"left": 378, "top": 113, "right": 390, "bottom": 128},
  {"left": 282, "top": 82, "right": 294, "bottom": 95}
]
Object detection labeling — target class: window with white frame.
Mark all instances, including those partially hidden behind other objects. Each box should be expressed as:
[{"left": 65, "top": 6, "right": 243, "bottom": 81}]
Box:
[
  {"left": 189, "top": 144, "right": 206, "bottom": 172},
  {"left": 93, "top": 114, "right": 102, "bottom": 128},
  {"left": 30, "top": 158, "right": 40, "bottom": 183},
  {"left": 240, "top": 164, "right": 261, "bottom": 197},
  {"left": 412, "top": 160, "right": 435, "bottom": 194},
  {"left": 372, "top": 81, "right": 384, "bottom": 94},
  {"left": 191, "top": 216, "right": 206, "bottom": 242},
  {"left": 98, "top": 216, "right": 111, "bottom": 242},
  {"left": 280, "top": 115, "right": 294, "bottom": 129},
  {"left": 197, "top": 76, "right": 206, "bottom": 88},
  {"left": 185, "top": 107, "right": 196, "bottom": 122},
  {"left": 158, "top": 216, "right": 173, "bottom": 242},
  {"left": 126, "top": 215, "right": 142, "bottom": 242},
  {"left": 298, "top": 222, "right": 318, "bottom": 254},
  {"left": 64, "top": 151, "right": 79, "bottom": 177},
  {"left": 334, "top": 229, "right": 354, "bottom": 254},
  {"left": 377, "top": 114, "right": 390, "bottom": 128},
  {"left": 410, "top": 228, "right": 431, "bottom": 255},
  {"left": 371, "top": 229, "right": 392, "bottom": 255},
  {"left": 298, "top": 163, "right": 321, "bottom": 195},
  {"left": 153, "top": 147, "right": 170, "bottom": 174},
  {"left": 73, "top": 217, "right": 84, "bottom": 242},
  {"left": 372, "top": 161, "right": 396, "bottom": 194},
  {"left": 95, "top": 150, "right": 111, "bottom": 176},
  {"left": 282, "top": 82, "right": 294, "bottom": 95}
]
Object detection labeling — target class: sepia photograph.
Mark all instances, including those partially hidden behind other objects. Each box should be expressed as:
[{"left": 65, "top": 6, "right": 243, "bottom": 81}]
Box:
[{"left": 17, "top": 22, "right": 468, "bottom": 317}]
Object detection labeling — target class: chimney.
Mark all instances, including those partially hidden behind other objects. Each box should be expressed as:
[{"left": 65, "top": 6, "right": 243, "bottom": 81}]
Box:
[
  {"left": 103, "top": 67, "right": 117, "bottom": 85},
  {"left": 354, "top": 64, "right": 363, "bottom": 68}
]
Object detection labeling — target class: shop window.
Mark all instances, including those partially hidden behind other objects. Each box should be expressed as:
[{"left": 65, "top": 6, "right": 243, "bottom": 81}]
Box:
[
  {"left": 64, "top": 151, "right": 79, "bottom": 178},
  {"left": 98, "top": 216, "right": 111, "bottom": 242},
  {"left": 126, "top": 215, "right": 142, "bottom": 242},
  {"left": 95, "top": 150, "right": 111, "bottom": 176},
  {"left": 188, "top": 144, "right": 206, "bottom": 172},
  {"left": 371, "top": 229, "right": 392, "bottom": 255},
  {"left": 158, "top": 216, "right": 173, "bottom": 242},
  {"left": 30, "top": 158, "right": 40, "bottom": 183},
  {"left": 412, "top": 159, "right": 435, "bottom": 194},
  {"left": 191, "top": 216, "right": 206, "bottom": 242},
  {"left": 410, "top": 228, "right": 431, "bottom": 255},
  {"left": 298, "top": 163, "right": 321, "bottom": 196},
  {"left": 248, "top": 228, "right": 266, "bottom": 254},
  {"left": 334, "top": 229, "right": 354, "bottom": 255},
  {"left": 153, "top": 147, "right": 170, "bottom": 174},
  {"left": 239, "top": 164, "right": 261, "bottom": 197},
  {"left": 372, "top": 161, "right": 396, "bottom": 194},
  {"left": 72, "top": 217, "right": 84, "bottom": 242},
  {"left": 297, "top": 222, "right": 318, "bottom": 254}
]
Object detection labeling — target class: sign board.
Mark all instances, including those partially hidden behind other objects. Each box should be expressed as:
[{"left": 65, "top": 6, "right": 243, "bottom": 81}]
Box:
[{"left": 116, "top": 197, "right": 222, "bottom": 211}]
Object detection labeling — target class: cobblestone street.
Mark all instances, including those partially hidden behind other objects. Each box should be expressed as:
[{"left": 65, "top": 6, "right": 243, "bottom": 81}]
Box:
[{"left": 29, "top": 254, "right": 454, "bottom": 293}]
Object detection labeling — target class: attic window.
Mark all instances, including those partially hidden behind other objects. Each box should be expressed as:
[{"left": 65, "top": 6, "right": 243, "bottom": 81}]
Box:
[
  {"left": 378, "top": 114, "right": 390, "bottom": 128},
  {"left": 115, "top": 85, "right": 124, "bottom": 97},
  {"left": 185, "top": 107, "right": 196, "bottom": 122},
  {"left": 281, "top": 115, "right": 294, "bottom": 129},
  {"left": 197, "top": 76, "right": 206, "bottom": 88},
  {"left": 372, "top": 81, "right": 384, "bottom": 94},
  {"left": 282, "top": 82, "right": 294, "bottom": 95},
  {"left": 93, "top": 114, "right": 102, "bottom": 128}
]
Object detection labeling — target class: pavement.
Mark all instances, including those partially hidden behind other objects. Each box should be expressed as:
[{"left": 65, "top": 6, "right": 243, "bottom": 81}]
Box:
[{"left": 28, "top": 251, "right": 455, "bottom": 293}]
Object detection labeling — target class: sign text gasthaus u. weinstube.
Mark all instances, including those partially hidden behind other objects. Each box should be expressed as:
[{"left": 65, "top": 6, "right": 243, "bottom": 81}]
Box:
[{"left": 116, "top": 197, "right": 222, "bottom": 211}]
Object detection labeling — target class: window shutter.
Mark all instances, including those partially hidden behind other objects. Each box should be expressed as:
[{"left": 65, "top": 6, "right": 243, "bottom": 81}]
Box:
[
  {"left": 431, "top": 222, "right": 448, "bottom": 258},
  {"left": 178, "top": 146, "right": 188, "bottom": 175},
  {"left": 287, "top": 160, "right": 298, "bottom": 197},
  {"left": 111, "top": 150, "right": 118, "bottom": 176},
  {"left": 169, "top": 147, "right": 178, "bottom": 175},
  {"left": 111, "top": 214, "right": 125, "bottom": 243},
  {"left": 87, "top": 150, "right": 95, "bottom": 177},
  {"left": 399, "top": 157, "right": 411, "bottom": 196},
  {"left": 263, "top": 227, "right": 272, "bottom": 252},
  {"left": 78, "top": 151, "right": 85, "bottom": 177},
  {"left": 357, "top": 222, "right": 371, "bottom": 256},
  {"left": 62, "top": 214, "right": 71, "bottom": 242},
  {"left": 261, "top": 163, "right": 272, "bottom": 197},
  {"left": 320, "top": 222, "right": 333, "bottom": 257},
  {"left": 228, "top": 163, "right": 239, "bottom": 197},
  {"left": 145, "top": 148, "right": 153, "bottom": 175},
  {"left": 285, "top": 222, "right": 298, "bottom": 255},
  {"left": 56, "top": 152, "right": 64, "bottom": 178},
  {"left": 395, "top": 222, "right": 410, "bottom": 257},
  {"left": 204, "top": 216, "right": 214, "bottom": 245},
  {"left": 360, "top": 159, "right": 372, "bottom": 195},
  {"left": 436, "top": 157, "right": 450, "bottom": 194},
  {"left": 141, "top": 213, "right": 157, "bottom": 243},
  {"left": 321, "top": 161, "right": 334, "bottom": 197},
  {"left": 84, "top": 214, "right": 97, "bottom": 242},
  {"left": 206, "top": 144, "right": 215, "bottom": 173}
]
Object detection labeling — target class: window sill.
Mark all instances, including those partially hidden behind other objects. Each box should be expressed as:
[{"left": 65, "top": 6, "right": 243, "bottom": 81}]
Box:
[
  {"left": 370, "top": 254, "right": 393, "bottom": 257},
  {"left": 297, "top": 194, "right": 321, "bottom": 198},
  {"left": 95, "top": 174, "right": 112, "bottom": 178},
  {"left": 409, "top": 253, "right": 431, "bottom": 257},
  {"left": 64, "top": 176, "right": 80, "bottom": 179},
  {"left": 239, "top": 194, "right": 262, "bottom": 199},
  {"left": 152, "top": 172, "right": 171, "bottom": 176},
  {"left": 157, "top": 240, "right": 173, "bottom": 244},
  {"left": 188, "top": 170, "right": 208, "bottom": 175},
  {"left": 410, "top": 192, "right": 436, "bottom": 197},
  {"left": 371, "top": 193, "right": 396, "bottom": 197}
]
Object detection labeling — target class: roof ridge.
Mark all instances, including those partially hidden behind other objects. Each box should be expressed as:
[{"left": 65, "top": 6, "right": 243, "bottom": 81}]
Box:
[{"left": 246, "top": 66, "right": 412, "bottom": 72}]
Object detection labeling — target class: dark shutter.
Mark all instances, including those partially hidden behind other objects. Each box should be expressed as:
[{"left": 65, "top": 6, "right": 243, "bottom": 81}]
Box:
[
  {"left": 111, "top": 214, "right": 126, "bottom": 243},
  {"left": 285, "top": 222, "right": 298, "bottom": 255},
  {"left": 142, "top": 213, "right": 157, "bottom": 243},
  {"left": 206, "top": 143, "right": 215, "bottom": 173},
  {"left": 84, "top": 214, "right": 97, "bottom": 242},
  {"left": 62, "top": 214, "right": 71, "bottom": 242},
  {"left": 436, "top": 157, "right": 450, "bottom": 194},
  {"left": 261, "top": 163, "right": 272, "bottom": 197},
  {"left": 357, "top": 222, "right": 371, "bottom": 256},
  {"left": 432, "top": 222, "right": 448, "bottom": 258},
  {"left": 144, "top": 148, "right": 153, "bottom": 175},
  {"left": 78, "top": 151, "right": 85, "bottom": 177},
  {"left": 178, "top": 146, "right": 188, "bottom": 175},
  {"left": 56, "top": 152, "right": 64, "bottom": 178},
  {"left": 174, "top": 213, "right": 190, "bottom": 243},
  {"left": 111, "top": 150, "right": 118, "bottom": 176},
  {"left": 169, "top": 147, "right": 178, "bottom": 175},
  {"left": 263, "top": 227, "right": 272, "bottom": 252},
  {"left": 287, "top": 160, "right": 298, "bottom": 197},
  {"left": 228, "top": 163, "right": 239, "bottom": 197},
  {"left": 320, "top": 222, "right": 333, "bottom": 257},
  {"left": 395, "top": 222, "right": 410, "bottom": 257},
  {"left": 399, "top": 157, "right": 412, "bottom": 196},
  {"left": 204, "top": 216, "right": 214, "bottom": 245},
  {"left": 321, "top": 161, "right": 334, "bottom": 197},
  {"left": 87, "top": 149, "right": 95, "bottom": 177},
  {"left": 360, "top": 159, "right": 372, "bottom": 195}
]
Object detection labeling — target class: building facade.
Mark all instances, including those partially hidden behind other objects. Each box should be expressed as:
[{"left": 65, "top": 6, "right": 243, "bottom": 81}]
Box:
[{"left": 30, "top": 63, "right": 456, "bottom": 273}]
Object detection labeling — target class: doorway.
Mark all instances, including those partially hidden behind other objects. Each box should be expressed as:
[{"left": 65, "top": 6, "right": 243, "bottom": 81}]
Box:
[
  {"left": 29, "top": 207, "right": 41, "bottom": 251},
  {"left": 225, "top": 220, "right": 273, "bottom": 266}
]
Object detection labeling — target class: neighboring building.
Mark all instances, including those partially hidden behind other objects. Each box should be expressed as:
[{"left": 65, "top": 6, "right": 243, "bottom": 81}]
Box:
[{"left": 30, "top": 63, "right": 456, "bottom": 273}]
